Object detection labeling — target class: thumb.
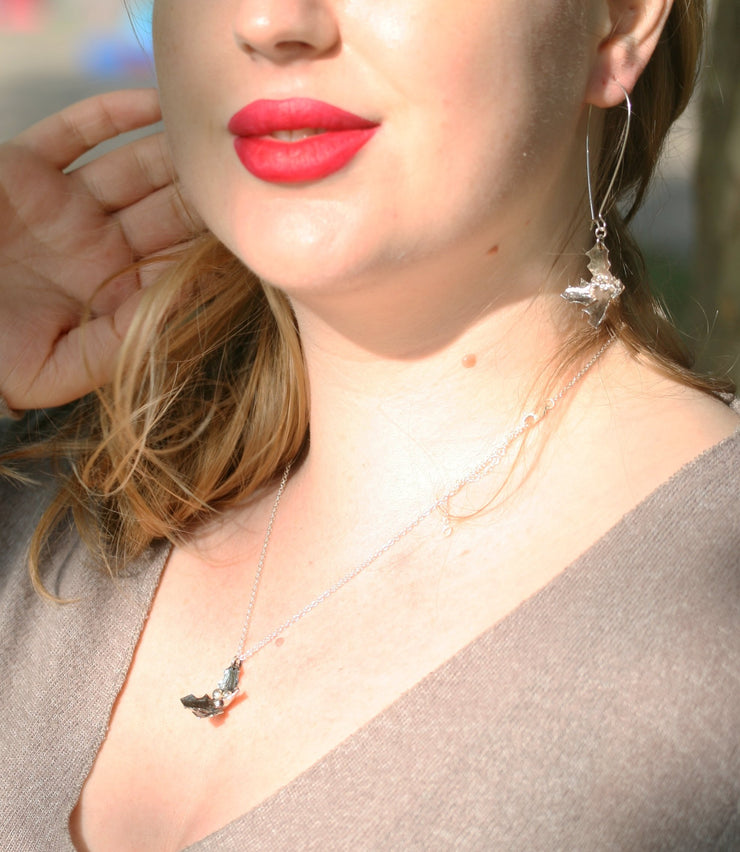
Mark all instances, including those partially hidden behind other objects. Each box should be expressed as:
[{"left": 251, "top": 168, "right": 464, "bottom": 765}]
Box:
[{"left": 27, "top": 288, "right": 146, "bottom": 409}]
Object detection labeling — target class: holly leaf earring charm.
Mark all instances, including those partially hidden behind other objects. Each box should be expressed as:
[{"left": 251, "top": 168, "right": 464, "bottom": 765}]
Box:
[{"left": 562, "top": 243, "right": 624, "bottom": 329}]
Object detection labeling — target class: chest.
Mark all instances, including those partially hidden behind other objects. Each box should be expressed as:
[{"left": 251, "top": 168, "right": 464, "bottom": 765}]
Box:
[
  {"left": 68, "top": 414, "right": 725, "bottom": 851},
  {"left": 68, "top": 497, "right": 598, "bottom": 851}
]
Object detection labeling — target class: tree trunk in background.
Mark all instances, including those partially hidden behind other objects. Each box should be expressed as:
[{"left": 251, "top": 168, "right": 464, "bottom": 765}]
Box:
[{"left": 696, "top": 0, "right": 740, "bottom": 384}]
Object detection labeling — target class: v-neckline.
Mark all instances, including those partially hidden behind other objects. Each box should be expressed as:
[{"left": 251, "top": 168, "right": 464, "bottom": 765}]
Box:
[
  {"left": 60, "top": 425, "right": 739, "bottom": 851},
  {"left": 169, "top": 426, "right": 740, "bottom": 850}
]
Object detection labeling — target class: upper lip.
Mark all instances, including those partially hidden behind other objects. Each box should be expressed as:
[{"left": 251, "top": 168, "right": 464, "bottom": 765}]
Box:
[{"left": 228, "top": 98, "right": 379, "bottom": 137}]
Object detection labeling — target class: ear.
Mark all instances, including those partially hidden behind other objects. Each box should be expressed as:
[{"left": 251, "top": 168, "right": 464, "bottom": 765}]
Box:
[{"left": 586, "top": 0, "right": 674, "bottom": 107}]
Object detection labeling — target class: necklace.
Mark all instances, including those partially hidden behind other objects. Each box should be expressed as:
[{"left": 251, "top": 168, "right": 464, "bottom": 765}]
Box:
[{"left": 181, "top": 338, "right": 613, "bottom": 718}]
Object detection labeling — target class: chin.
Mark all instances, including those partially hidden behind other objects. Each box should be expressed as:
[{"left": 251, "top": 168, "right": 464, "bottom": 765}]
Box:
[
  {"left": 216, "top": 205, "right": 390, "bottom": 297},
  {"left": 219, "top": 236, "right": 353, "bottom": 297}
]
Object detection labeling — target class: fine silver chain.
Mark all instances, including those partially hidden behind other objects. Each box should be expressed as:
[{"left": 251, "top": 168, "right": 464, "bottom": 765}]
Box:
[{"left": 180, "top": 337, "right": 613, "bottom": 717}]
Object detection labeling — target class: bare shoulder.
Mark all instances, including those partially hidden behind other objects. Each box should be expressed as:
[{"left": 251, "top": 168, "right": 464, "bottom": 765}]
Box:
[
  {"left": 536, "top": 346, "right": 740, "bottom": 554},
  {"left": 585, "top": 345, "right": 738, "bottom": 467}
]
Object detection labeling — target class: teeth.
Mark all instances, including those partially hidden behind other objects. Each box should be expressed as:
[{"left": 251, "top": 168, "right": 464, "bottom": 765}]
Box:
[{"left": 269, "top": 128, "right": 328, "bottom": 142}]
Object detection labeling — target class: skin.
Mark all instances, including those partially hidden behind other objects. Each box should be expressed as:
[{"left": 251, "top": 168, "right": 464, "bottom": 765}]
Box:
[
  {"left": 0, "top": 0, "right": 733, "bottom": 850},
  {"left": 145, "top": 0, "right": 612, "bottom": 521},
  {"left": 153, "top": 0, "right": 600, "bottom": 348},
  {"left": 0, "top": 91, "right": 193, "bottom": 408}
]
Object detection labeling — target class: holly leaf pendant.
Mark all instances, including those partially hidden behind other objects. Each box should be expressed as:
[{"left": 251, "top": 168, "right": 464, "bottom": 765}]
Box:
[{"left": 181, "top": 659, "right": 242, "bottom": 719}]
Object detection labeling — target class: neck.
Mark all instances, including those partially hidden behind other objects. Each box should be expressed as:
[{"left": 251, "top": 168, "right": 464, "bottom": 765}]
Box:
[
  {"left": 274, "top": 164, "right": 596, "bottom": 530},
  {"left": 289, "top": 278, "right": 582, "bottom": 531}
]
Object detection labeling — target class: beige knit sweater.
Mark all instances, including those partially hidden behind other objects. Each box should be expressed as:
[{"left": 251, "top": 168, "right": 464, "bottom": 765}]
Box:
[{"left": 1, "top": 432, "right": 739, "bottom": 850}]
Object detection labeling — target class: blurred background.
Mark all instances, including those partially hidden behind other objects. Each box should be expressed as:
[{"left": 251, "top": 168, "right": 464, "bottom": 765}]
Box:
[
  {"left": 1, "top": 0, "right": 738, "bottom": 380},
  {"left": 0, "top": 0, "right": 154, "bottom": 127}
]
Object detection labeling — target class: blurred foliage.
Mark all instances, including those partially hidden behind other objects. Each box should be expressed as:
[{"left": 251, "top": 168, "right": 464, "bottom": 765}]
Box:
[{"left": 695, "top": 0, "right": 740, "bottom": 385}]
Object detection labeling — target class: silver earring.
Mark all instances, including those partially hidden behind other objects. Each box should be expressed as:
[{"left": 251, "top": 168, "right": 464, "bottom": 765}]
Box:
[{"left": 562, "top": 84, "right": 632, "bottom": 329}]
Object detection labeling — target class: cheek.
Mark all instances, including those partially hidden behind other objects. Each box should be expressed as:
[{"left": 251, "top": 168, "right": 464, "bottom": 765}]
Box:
[
  {"left": 389, "top": 2, "right": 594, "bottom": 258},
  {"left": 153, "top": 3, "right": 232, "bottom": 199},
  {"left": 399, "top": 4, "right": 589, "bottom": 185},
  {"left": 153, "top": 2, "right": 227, "bottom": 125},
  {"left": 149, "top": 0, "right": 594, "bottom": 285},
  {"left": 153, "top": 2, "right": 193, "bottom": 133}
]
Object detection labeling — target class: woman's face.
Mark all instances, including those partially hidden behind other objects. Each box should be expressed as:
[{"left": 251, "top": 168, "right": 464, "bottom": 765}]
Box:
[{"left": 153, "top": 0, "right": 601, "bottom": 299}]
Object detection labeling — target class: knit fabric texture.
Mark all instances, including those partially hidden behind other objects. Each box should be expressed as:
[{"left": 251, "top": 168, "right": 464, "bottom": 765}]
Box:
[{"left": 1, "top": 432, "right": 739, "bottom": 850}]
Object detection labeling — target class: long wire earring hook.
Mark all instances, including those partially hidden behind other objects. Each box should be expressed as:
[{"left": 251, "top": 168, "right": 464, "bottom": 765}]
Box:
[
  {"left": 586, "top": 81, "right": 632, "bottom": 243},
  {"left": 562, "top": 82, "right": 631, "bottom": 329}
]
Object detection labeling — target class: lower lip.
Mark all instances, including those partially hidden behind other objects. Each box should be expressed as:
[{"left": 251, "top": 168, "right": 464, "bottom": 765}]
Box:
[{"left": 233, "top": 127, "right": 378, "bottom": 183}]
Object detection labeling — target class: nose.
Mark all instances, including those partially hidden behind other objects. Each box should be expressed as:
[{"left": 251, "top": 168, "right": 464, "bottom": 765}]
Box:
[{"left": 233, "top": 0, "right": 340, "bottom": 63}]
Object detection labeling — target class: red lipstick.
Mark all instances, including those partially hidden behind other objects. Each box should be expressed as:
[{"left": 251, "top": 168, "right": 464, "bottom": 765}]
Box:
[{"left": 228, "top": 98, "right": 379, "bottom": 183}]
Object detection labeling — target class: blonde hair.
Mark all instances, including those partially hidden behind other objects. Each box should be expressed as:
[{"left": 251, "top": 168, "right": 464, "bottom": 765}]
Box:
[
  {"left": 3, "top": 0, "right": 733, "bottom": 591},
  {"left": 13, "top": 237, "right": 309, "bottom": 592}
]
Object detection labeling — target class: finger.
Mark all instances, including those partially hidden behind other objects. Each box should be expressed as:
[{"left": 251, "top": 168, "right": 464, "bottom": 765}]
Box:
[
  {"left": 85, "top": 188, "right": 200, "bottom": 316},
  {"left": 25, "top": 289, "right": 145, "bottom": 408},
  {"left": 16, "top": 89, "right": 162, "bottom": 172},
  {"left": 72, "top": 131, "right": 176, "bottom": 214},
  {"left": 115, "top": 184, "right": 204, "bottom": 258}
]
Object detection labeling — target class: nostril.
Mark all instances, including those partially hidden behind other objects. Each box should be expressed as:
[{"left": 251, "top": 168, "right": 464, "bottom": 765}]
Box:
[
  {"left": 237, "top": 36, "right": 322, "bottom": 60},
  {"left": 232, "top": 7, "right": 341, "bottom": 64},
  {"left": 275, "top": 40, "right": 314, "bottom": 52},
  {"left": 240, "top": 40, "right": 316, "bottom": 62}
]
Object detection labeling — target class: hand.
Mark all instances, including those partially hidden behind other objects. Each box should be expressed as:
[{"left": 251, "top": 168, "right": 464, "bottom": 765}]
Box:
[{"left": 0, "top": 89, "right": 199, "bottom": 411}]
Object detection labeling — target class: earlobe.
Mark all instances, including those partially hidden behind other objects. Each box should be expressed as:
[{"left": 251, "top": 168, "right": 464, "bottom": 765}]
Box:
[{"left": 585, "top": 0, "right": 674, "bottom": 108}]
